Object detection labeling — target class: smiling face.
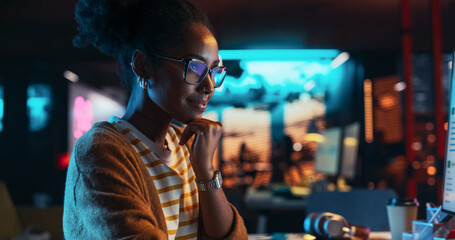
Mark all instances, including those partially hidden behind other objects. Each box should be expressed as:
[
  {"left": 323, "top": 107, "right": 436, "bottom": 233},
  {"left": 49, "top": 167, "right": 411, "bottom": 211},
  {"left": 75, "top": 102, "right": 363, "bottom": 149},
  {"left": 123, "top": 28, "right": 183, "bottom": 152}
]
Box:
[{"left": 145, "top": 23, "right": 220, "bottom": 124}]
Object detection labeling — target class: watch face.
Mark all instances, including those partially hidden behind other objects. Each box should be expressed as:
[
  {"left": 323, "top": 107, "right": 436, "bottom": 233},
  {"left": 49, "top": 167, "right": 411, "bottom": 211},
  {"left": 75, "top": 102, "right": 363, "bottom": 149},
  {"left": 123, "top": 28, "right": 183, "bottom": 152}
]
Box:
[{"left": 215, "top": 170, "right": 222, "bottom": 180}]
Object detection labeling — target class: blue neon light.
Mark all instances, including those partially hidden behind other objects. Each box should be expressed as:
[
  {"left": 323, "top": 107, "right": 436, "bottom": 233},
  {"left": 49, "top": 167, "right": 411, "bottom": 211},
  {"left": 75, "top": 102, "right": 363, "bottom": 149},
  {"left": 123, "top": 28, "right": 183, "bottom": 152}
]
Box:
[
  {"left": 219, "top": 49, "right": 341, "bottom": 61},
  {"left": 241, "top": 61, "right": 332, "bottom": 85},
  {"left": 211, "top": 49, "right": 346, "bottom": 106},
  {"left": 27, "top": 84, "right": 52, "bottom": 131},
  {"left": 0, "top": 86, "right": 3, "bottom": 132}
]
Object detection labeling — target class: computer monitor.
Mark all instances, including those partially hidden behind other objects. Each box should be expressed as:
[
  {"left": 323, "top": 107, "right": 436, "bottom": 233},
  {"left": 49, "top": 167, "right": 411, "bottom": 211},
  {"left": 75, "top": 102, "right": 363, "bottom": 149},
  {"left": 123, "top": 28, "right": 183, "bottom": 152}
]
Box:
[
  {"left": 314, "top": 127, "right": 342, "bottom": 176},
  {"left": 340, "top": 122, "right": 360, "bottom": 179},
  {"left": 442, "top": 51, "right": 455, "bottom": 216}
]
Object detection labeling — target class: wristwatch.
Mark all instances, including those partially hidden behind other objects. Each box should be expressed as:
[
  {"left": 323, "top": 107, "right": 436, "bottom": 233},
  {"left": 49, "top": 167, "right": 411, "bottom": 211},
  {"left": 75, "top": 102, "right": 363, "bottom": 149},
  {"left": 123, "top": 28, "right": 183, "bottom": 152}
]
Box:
[{"left": 196, "top": 170, "right": 222, "bottom": 191}]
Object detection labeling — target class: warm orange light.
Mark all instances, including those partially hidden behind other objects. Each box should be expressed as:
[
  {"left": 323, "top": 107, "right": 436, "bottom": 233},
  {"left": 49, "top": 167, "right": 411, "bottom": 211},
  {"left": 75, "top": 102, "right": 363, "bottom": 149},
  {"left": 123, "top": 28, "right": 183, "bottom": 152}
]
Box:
[
  {"left": 344, "top": 137, "right": 358, "bottom": 146},
  {"left": 427, "top": 177, "right": 436, "bottom": 186},
  {"left": 303, "top": 133, "right": 324, "bottom": 143},
  {"left": 367, "top": 181, "right": 375, "bottom": 189},
  {"left": 378, "top": 94, "right": 397, "bottom": 109},
  {"left": 412, "top": 161, "right": 421, "bottom": 169},
  {"left": 364, "top": 79, "right": 373, "bottom": 143},
  {"left": 411, "top": 142, "right": 422, "bottom": 151},
  {"left": 445, "top": 122, "right": 448, "bottom": 131},
  {"left": 426, "top": 122, "right": 434, "bottom": 131},
  {"left": 427, "top": 166, "right": 437, "bottom": 176}
]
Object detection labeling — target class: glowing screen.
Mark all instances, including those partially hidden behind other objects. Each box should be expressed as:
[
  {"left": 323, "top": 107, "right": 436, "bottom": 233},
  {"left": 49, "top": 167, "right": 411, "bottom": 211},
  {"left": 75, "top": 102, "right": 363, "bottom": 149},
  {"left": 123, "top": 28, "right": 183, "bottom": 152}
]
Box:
[
  {"left": 340, "top": 122, "right": 360, "bottom": 179},
  {"left": 204, "top": 49, "right": 345, "bottom": 187},
  {"left": 27, "top": 84, "right": 52, "bottom": 131},
  {"left": 221, "top": 107, "right": 271, "bottom": 164},
  {"left": 443, "top": 51, "right": 455, "bottom": 215},
  {"left": 314, "top": 127, "right": 342, "bottom": 176}
]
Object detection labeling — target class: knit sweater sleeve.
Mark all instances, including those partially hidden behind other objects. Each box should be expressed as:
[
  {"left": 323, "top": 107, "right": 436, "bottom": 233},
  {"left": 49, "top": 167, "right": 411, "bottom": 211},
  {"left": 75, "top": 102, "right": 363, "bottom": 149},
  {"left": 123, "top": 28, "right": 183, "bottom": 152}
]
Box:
[{"left": 63, "top": 124, "right": 168, "bottom": 240}]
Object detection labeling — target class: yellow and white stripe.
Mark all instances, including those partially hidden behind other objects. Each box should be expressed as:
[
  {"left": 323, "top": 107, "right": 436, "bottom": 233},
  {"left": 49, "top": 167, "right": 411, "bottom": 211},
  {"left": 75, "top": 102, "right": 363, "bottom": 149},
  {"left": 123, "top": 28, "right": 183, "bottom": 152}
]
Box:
[{"left": 109, "top": 117, "right": 199, "bottom": 240}]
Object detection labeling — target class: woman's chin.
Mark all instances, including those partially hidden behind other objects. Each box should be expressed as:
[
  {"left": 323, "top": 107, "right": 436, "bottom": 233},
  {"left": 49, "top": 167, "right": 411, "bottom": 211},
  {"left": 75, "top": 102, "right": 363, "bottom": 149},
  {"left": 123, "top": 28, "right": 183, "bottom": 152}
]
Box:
[{"left": 177, "top": 114, "right": 203, "bottom": 124}]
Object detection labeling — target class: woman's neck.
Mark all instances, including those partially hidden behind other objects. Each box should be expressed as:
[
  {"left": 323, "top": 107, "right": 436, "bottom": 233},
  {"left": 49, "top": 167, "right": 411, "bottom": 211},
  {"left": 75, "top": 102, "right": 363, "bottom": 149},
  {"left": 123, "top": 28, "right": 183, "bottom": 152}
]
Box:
[{"left": 122, "top": 90, "right": 171, "bottom": 148}]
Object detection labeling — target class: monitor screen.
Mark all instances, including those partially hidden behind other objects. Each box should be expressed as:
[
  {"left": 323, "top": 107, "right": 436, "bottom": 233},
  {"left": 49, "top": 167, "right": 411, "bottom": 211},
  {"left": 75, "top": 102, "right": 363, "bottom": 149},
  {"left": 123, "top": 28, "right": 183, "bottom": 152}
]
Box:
[
  {"left": 340, "top": 122, "right": 360, "bottom": 179},
  {"left": 314, "top": 127, "right": 342, "bottom": 176},
  {"left": 443, "top": 51, "right": 455, "bottom": 215}
]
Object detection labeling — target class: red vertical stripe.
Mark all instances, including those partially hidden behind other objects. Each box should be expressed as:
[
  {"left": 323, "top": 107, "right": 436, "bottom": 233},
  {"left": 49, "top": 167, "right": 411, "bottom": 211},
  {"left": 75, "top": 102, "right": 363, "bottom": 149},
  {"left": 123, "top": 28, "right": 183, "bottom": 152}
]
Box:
[
  {"left": 432, "top": 0, "right": 445, "bottom": 159},
  {"left": 402, "top": 0, "right": 416, "bottom": 198}
]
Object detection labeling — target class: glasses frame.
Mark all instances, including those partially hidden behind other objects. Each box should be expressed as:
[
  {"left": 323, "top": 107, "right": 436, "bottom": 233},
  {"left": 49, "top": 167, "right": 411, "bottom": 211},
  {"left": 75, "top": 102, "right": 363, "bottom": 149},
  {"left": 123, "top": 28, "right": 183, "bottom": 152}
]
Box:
[{"left": 153, "top": 54, "right": 226, "bottom": 88}]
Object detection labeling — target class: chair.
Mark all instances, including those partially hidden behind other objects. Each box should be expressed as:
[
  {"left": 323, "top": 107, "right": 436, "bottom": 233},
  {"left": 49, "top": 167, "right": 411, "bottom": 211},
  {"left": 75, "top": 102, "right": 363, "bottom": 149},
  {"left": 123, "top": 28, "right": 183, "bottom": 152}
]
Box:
[
  {"left": 306, "top": 188, "right": 397, "bottom": 231},
  {"left": 0, "top": 180, "right": 64, "bottom": 240},
  {"left": 0, "top": 180, "right": 23, "bottom": 240}
]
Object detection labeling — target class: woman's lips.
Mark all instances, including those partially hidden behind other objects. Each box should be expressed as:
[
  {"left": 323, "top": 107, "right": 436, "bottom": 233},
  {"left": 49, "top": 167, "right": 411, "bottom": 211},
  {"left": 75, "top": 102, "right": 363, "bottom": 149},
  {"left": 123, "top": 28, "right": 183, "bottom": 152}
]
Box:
[{"left": 187, "top": 99, "right": 208, "bottom": 110}]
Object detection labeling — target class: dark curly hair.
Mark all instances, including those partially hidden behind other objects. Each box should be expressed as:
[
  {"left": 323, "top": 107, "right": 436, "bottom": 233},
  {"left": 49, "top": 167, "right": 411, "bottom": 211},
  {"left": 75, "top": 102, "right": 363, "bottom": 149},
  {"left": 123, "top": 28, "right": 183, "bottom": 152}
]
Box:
[{"left": 73, "top": 0, "right": 214, "bottom": 96}]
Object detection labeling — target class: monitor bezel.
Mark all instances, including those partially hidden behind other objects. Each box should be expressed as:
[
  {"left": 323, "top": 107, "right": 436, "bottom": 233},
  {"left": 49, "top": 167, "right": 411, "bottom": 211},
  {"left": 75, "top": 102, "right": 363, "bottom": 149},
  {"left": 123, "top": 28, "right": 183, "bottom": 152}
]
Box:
[{"left": 442, "top": 50, "right": 455, "bottom": 216}]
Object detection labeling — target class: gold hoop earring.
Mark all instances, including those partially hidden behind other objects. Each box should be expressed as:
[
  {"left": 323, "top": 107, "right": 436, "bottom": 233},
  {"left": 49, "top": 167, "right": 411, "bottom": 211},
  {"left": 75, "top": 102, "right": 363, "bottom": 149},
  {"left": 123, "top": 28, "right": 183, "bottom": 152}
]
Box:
[{"left": 137, "top": 77, "right": 148, "bottom": 90}]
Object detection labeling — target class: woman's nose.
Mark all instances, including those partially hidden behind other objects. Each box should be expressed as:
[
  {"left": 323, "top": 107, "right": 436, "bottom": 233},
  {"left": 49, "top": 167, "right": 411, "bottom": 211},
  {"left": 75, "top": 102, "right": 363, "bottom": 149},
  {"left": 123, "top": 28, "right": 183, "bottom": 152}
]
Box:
[{"left": 198, "top": 73, "right": 215, "bottom": 94}]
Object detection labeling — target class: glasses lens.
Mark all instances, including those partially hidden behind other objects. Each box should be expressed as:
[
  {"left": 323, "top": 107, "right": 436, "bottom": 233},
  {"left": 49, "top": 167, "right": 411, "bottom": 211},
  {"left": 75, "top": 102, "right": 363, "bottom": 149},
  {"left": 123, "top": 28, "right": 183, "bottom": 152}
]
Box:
[
  {"left": 212, "top": 67, "right": 227, "bottom": 87},
  {"left": 186, "top": 60, "right": 208, "bottom": 84}
]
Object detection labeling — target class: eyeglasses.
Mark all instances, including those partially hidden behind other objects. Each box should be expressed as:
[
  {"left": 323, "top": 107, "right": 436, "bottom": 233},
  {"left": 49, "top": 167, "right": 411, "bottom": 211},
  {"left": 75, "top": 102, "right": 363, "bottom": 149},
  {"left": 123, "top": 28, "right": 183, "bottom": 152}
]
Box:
[{"left": 154, "top": 54, "right": 227, "bottom": 88}]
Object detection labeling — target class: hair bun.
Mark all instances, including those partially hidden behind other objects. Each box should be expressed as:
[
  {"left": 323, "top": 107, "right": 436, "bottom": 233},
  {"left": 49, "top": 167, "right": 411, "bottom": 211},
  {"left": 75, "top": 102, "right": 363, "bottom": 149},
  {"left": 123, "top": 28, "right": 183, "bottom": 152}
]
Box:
[{"left": 73, "top": 0, "right": 145, "bottom": 57}]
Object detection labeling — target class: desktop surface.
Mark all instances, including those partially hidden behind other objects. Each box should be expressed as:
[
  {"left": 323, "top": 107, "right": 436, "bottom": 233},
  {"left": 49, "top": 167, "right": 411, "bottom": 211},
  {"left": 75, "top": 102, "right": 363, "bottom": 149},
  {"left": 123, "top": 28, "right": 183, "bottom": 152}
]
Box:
[{"left": 247, "top": 232, "right": 392, "bottom": 240}]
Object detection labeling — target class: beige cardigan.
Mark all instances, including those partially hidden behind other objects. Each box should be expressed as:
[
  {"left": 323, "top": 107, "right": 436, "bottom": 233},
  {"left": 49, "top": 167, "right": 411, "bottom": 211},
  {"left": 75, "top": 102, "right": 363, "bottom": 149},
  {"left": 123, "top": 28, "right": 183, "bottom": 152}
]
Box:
[{"left": 63, "top": 122, "right": 247, "bottom": 240}]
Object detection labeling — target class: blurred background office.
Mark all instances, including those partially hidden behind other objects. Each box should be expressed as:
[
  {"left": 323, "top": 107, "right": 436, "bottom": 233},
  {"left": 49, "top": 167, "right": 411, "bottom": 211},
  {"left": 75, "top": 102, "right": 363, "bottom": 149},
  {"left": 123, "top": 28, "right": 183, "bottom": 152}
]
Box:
[{"left": 1, "top": 0, "right": 455, "bottom": 237}]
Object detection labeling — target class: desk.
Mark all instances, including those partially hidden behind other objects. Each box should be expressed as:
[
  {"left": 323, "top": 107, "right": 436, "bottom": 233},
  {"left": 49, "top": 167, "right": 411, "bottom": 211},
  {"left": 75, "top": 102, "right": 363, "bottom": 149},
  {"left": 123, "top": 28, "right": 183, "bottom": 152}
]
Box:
[
  {"left": 247, "top": 232, "right": 392, "bottom": 239},
  {"left": 245, "top": 187, "right": 308, "bottom": 234}
]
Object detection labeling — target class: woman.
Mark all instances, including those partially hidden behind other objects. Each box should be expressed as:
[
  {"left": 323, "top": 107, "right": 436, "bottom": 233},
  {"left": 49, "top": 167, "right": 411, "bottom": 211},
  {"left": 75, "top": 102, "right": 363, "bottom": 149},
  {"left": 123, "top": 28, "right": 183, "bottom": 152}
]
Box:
[{"left": 63, "top": 0, "right": 248, "bottom": 239}]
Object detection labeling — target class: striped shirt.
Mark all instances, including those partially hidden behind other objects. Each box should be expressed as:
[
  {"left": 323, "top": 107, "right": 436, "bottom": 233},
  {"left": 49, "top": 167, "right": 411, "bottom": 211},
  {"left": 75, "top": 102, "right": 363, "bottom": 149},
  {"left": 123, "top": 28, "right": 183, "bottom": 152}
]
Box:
[{"left": 109, "top": 116, "right": 199, "bottom": 240}]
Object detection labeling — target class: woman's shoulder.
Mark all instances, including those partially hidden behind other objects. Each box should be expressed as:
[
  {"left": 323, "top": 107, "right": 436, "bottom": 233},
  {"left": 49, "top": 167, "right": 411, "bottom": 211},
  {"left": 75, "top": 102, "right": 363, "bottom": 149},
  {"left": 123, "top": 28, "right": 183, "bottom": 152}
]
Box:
[
  {"left": 77, "top": 121, "right": 126, "bottom": 146},
  {"left": 72, "top": 121, "right": 136, "bottom": 171}
]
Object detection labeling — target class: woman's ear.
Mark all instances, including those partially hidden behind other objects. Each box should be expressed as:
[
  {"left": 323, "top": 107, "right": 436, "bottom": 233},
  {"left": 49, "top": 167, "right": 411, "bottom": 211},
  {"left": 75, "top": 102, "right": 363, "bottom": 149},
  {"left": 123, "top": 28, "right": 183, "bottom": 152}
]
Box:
[{"left": 131, "top": 50, "right": 151, "bottom": 78}]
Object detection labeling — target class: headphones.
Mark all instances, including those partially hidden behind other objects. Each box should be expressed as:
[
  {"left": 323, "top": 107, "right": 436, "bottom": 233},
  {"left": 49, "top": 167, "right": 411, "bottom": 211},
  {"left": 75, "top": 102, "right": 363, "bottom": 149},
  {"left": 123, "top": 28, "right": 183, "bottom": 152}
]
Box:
[{"left": 303, "top": 212, "right": 370, "bottom": 239}]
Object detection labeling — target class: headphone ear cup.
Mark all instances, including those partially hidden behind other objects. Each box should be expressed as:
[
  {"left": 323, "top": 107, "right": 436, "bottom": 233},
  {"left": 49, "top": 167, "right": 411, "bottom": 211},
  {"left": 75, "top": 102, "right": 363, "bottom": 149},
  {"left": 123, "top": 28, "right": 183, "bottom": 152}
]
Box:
[
  {"left": 314, "top": 213, "right": 332, "bottom": 238},
  {"left": 336, "top": 214, "right": 348, "bottom": 227},
  {"left": 304, "top": 212, "right": 351, "bottom": 238},
  {"left": 324, "top": 216, "right": 347, "bottom": 238},
  {"left": 303, "top": 213, "right": 320, "bottom": 236}
]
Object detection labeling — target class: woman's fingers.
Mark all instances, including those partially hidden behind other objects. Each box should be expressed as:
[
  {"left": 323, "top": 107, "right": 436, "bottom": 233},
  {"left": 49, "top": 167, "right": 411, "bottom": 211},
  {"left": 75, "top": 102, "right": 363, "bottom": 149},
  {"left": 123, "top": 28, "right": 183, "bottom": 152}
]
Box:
[
  {"left": 179, "top": 124, "right": 198, "bottom": 146},
  {"left": 179, "top": 119, "right": 222, "bottom": 145},
  {"left": 181, "top": 119, "right": 222, "bottom": 179}
]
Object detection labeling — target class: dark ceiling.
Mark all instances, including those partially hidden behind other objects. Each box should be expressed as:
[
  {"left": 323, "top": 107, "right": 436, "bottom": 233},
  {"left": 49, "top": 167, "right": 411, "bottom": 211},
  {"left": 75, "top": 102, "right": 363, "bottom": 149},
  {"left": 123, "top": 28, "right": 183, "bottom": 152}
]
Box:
[
  {"left": 1, "top": 0, "right": 455, "bottom": 89},
  {"left": 2, "top": 0, "right": 455, "bottom": 59}
]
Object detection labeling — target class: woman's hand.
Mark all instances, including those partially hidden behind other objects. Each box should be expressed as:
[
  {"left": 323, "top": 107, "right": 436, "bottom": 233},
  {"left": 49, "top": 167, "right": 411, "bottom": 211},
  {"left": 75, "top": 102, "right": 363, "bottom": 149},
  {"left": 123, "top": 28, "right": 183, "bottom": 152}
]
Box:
[{"left": 179, "top": 118, "right": 223, "bottom": 180}]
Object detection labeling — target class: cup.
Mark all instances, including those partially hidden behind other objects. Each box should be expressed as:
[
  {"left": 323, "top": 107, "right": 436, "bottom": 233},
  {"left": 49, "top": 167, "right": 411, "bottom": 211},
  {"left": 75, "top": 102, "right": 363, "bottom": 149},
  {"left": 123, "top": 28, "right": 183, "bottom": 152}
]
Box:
[{"left": 387, "top": 198, "right": 419, "bottom": 240}]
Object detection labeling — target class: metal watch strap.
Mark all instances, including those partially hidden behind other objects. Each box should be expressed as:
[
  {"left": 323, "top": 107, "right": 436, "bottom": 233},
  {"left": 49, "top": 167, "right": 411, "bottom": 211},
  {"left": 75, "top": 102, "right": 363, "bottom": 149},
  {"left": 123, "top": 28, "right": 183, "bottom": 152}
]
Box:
[{"left": 196, "top": 170, "right": 222, "bottom": 191}]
